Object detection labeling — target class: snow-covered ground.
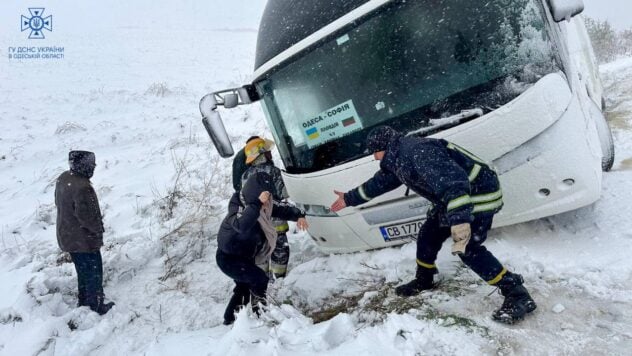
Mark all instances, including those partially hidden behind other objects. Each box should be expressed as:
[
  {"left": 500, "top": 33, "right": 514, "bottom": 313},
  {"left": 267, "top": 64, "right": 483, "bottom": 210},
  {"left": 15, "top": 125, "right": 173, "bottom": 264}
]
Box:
[{"left": 2, "top": 13, "right": 632, "bottom": 356}]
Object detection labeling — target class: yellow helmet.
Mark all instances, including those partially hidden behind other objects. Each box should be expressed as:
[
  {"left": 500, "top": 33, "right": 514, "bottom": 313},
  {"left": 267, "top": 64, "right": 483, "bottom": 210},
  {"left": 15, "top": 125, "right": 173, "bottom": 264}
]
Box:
[{"left": 244, "top": 137, "right": 275, "bottom": 164}]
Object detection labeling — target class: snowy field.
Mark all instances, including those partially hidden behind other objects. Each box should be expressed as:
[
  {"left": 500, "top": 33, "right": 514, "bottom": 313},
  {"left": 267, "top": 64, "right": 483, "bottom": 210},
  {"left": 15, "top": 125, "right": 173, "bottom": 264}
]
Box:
[{"left": 2, "top": 8, "right": 632, "bottom": 356}]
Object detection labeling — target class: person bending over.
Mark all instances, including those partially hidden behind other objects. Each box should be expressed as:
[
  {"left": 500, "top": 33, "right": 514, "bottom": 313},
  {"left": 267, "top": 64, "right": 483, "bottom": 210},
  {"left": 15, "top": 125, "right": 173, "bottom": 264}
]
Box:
[
  {"left": 330, "top": 126, "right": 536, "bottom": 324},
  {"left": 216, "top": 172, "right": 307, "bottom": 325}
]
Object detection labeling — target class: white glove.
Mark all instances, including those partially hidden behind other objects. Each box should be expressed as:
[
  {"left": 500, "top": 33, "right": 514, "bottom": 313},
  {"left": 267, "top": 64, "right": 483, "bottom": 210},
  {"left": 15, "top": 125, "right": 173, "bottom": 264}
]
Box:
[{"left": 451, "top": 223, "right": 471, "bottom": 255}]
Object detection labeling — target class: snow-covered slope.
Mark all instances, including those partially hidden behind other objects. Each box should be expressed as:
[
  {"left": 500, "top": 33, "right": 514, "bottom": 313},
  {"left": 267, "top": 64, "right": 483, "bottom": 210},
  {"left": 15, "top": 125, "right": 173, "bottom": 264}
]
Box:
[{"left": 1, "top": 16, "right": 632, "bottom": 356}]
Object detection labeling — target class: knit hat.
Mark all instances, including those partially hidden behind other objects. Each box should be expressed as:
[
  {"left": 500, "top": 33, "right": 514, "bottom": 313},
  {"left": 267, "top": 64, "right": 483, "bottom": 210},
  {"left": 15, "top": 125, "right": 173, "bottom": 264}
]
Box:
[
  {"left": 366, "top": 126, "right": 402, "bottom": 153},
  {"left": 69, "top": 150, "right": 96, "bottom": 178}
]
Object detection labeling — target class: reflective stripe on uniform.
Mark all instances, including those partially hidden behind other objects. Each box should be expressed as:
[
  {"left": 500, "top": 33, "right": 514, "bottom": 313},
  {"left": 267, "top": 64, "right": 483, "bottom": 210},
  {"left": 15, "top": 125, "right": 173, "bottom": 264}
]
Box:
[
  {"left": 275, "top": 222, "right": 289, "bottom": 232},
  {"left": 470, "top": 189, "right": 502, "bottom": 204},
  {"left": 472, "top": 198, "right": 504, "bottom": 213},
  {"left": 447, "top": 189, "right": 502, "bottom": 213},
  {"left": 270, "top": 265, "right": 287, "bottom": 274},
  {"left": 447, "top": 142, "right": 487, "bottom": 164},
  {"left": 416, "top": 259, "right": 436, "bottom": 269},
  {"left": 447, "top": 194, "right": 471, "bottom": 211},
  {"left": 487, "top": 267, "right": 507, "bottom": 285},
  {"left": 358, "top": 184, "right": 371, "bottom": 202},
  {"left": 468, "top": 164, "right": 481, "bottom": 182}
]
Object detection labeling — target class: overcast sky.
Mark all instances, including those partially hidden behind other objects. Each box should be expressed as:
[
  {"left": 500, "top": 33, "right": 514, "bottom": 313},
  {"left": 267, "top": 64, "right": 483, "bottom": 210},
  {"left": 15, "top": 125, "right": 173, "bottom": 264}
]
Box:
[
  {"left": 0, "top": 0, "right": 629, "bottom": 40},
  {"left": 0, "top": 1, "right": 267, "bottom": 34},
  {"left": 583, "top": 0, "right": 632, "bottom": 30}
]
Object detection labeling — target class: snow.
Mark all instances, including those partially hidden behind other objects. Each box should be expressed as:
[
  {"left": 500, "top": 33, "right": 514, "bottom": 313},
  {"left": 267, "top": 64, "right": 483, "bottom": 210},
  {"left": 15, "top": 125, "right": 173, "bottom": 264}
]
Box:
[
  {"left": 552, "top": 304, "right": 566, "bottom": 314},
  {"left": 2, "top": 6, "right": 632, "bottom": 356},
  {"left": 406, "top": 109, "right": 484, "bottom": 137},
  {"left": 548, "top": 0, "right": 585, "bottom": 22}
]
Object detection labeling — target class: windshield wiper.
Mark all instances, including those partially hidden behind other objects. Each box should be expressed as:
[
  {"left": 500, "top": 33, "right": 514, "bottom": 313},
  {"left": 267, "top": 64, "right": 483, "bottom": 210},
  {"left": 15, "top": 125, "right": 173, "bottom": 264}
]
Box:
[{"left": 406, "top": 108, "right": 484, "bottom": 137}]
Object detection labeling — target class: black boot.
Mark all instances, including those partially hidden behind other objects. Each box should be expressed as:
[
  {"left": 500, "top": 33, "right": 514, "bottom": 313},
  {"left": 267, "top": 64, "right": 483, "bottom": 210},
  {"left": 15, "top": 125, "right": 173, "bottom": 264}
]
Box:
[
  {"left": 94, "top": 294, "right": 115, "bottom": 315},
  {"left": 492, "top": 272, "right": 537, "bottom": 324},
  {"left": 223, "top": 285, "right": 250, "bottom": 325},
  {"left": 85, "top": 294, "right": 115, "bottom": 315},
  {"left": 395, "top": 265, "right": 437, "bottom": 297},
  {"left": 96, "top": 301, "right": 115, "bottom": 315}
]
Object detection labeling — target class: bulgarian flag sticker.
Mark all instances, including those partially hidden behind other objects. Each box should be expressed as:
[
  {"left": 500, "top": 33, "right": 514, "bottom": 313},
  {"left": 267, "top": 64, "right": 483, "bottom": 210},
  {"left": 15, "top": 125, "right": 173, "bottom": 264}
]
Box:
[{"left": 342, "top": 117, "right": 356, "bottom": 127}]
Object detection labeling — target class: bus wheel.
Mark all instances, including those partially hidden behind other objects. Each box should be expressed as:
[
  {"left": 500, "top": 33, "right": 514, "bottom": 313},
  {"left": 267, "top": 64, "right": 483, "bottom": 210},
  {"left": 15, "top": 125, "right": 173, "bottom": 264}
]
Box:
[{"left": 595, "top": 112, "right": 615, "bottom": 172}]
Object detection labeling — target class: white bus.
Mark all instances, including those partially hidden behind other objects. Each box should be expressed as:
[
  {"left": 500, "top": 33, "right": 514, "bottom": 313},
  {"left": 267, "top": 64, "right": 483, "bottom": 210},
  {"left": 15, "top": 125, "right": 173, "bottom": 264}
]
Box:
[{"left": 200, "top": 0, "right": 614, "bottom": 253}]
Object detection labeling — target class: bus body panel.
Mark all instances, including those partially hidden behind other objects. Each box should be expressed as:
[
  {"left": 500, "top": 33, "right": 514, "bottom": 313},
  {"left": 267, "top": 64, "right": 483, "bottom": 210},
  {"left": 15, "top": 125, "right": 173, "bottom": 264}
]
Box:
[
  {"left": 564, "top": 14, "right": 604, "bottom": 109},
  {"left": 305, "top": 215, "right": 373, "bottom": 253}
]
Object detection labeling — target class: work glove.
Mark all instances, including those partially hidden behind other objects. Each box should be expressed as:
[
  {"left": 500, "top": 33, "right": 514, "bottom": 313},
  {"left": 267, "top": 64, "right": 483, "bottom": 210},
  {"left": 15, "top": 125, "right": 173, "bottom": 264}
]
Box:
[{"left": 451, "top": 223, "right": 471, "bottom": 256}]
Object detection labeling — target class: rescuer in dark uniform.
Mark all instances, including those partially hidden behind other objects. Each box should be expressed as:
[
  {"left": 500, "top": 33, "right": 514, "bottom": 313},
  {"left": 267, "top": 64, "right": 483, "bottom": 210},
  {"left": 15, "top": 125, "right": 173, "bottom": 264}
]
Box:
[{"left": 330, "top": 126, "right": 536, "bottom": 324}]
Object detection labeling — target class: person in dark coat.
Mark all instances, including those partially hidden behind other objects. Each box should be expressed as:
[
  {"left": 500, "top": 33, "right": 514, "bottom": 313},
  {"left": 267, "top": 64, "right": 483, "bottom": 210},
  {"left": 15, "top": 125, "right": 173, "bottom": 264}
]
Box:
[
  {"left": 217, "top": 171, "right": 307, "bottom": 325},
  {"left": 241, "top": 137, "right": 292, "bottom": 278},
  {"left": 330, "top": 126, "right": 536, "bottom": 324},
  {"left": 55, "top": 151, "right": 115, "bottom": 315}
]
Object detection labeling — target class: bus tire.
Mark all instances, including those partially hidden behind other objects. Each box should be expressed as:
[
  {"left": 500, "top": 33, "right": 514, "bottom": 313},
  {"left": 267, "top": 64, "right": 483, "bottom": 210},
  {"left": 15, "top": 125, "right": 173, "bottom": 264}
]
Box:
[{"left": 595, "top": 112, "right": 615, "bottom": 172}]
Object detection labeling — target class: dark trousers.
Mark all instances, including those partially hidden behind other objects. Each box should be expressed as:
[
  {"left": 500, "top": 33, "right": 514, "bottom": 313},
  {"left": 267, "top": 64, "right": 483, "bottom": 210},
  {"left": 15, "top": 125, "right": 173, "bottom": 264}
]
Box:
[
  {"left": 69, "top": 252, "right": 104, "bottom": 307},
  {"left": 416, "top": 213, "right": 505, "bottom": 283},
  {"left": 216, "top": 250, "right": 269, "bottom": 322}
]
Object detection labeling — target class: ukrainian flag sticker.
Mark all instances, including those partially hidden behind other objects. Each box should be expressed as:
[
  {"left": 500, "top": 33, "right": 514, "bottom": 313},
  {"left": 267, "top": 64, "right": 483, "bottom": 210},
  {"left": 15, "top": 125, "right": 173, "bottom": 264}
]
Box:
[{"left": 306, "top": 127, "right": 319, "bottom": 140}]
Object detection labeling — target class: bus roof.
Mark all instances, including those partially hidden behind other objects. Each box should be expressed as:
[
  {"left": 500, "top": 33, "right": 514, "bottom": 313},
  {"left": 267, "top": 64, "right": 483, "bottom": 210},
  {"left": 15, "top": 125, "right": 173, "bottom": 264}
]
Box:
[{"left": 254, "top": 0, "right": 371, "bottom": 71}]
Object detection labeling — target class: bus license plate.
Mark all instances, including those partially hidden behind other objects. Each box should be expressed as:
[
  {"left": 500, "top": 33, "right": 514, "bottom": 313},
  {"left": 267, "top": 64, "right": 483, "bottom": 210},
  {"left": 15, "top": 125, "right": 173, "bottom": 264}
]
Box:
[{"left": 379, "top": 220, "right": 424, "bottom": 242}]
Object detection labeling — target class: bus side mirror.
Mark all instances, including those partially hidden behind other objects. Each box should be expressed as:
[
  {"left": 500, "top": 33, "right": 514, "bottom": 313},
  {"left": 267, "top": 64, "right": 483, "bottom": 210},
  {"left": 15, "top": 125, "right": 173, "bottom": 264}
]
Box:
[
  {"left": 224, "top": 93, "right": 239, "bottom": 109},
  {"left": 200, "top": 94, "right": 235, "bottom": 158},
  {"left": 198, "top": 85, "right": 260, "bottom": 158},
  {"left": 548, "top": 0, "right": 584, "bottom": 22}
]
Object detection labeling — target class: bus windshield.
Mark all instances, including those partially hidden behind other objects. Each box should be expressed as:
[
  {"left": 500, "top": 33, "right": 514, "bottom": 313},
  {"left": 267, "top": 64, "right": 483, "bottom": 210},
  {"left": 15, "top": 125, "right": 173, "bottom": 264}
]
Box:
[{"left": 256, "top": 0, "right": 562, "bottom": 173}]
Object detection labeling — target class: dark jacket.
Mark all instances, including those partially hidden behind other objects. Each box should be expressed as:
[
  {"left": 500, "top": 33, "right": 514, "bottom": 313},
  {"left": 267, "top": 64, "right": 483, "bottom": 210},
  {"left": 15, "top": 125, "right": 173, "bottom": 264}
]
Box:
[
  {"left": 242, "top": 160, "right": 291, "bottom": 233},
  {"left": 232, "top": 148, "right": 248, "bottom": 192},
  {"left": 344, "top": 136, "right": 502, "bottom": 226},
  {"left": 55, "top": 171, "right": 104, "bottom": 252},
  {"left": 241, "top": 161, "right": 288, "bottom": 201},
  {"left": 218, "top": 172, "right": 304, "bottom": 259}
]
